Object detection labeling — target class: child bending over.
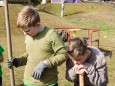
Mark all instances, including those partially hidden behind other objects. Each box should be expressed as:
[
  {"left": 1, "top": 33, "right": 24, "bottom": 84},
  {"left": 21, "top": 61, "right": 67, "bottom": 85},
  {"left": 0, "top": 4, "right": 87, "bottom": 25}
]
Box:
[{"left": 66, "top": 37, "right": 108, "bottom": 86}]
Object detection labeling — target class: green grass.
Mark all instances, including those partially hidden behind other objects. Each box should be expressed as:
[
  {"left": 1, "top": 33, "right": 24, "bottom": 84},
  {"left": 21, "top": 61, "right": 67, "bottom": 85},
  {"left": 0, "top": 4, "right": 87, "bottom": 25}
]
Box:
[
  {"left": 106, "top": 55, "right": 115, "bottom": 86},
  {"left": 0, "top": 3, "right": 115, "bottom": 86},
  {"left": 38, "top": 3, "right": 114, "bottom": 16},
  {"left": 64, "top": 19, "right": 115, "bottom": 31},
  {"left": 38, "top": 3, "right": 115, "bottom": 31}
]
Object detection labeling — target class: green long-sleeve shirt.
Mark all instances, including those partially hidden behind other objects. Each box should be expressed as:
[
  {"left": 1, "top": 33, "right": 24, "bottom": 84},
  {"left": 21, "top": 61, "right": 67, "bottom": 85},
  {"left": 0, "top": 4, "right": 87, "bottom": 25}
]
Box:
[
  {"left": 0, "top": 45, "right": 4, "bottom": 76},
  {"left": 19, "top": 26, "right": 67, "bottom": 86}
]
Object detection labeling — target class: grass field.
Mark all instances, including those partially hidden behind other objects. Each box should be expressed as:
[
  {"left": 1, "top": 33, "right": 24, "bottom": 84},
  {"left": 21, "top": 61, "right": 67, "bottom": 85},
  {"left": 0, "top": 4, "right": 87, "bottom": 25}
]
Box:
[{"left": 0, "top": 3, "right": 115, "bottom": 86}]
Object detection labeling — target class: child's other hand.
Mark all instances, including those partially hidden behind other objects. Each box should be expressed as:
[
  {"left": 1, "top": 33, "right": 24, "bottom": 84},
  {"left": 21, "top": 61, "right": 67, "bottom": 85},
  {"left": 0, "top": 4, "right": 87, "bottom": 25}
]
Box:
[{"left": 32, "top": 61, "right": 48, "bottom": 79}]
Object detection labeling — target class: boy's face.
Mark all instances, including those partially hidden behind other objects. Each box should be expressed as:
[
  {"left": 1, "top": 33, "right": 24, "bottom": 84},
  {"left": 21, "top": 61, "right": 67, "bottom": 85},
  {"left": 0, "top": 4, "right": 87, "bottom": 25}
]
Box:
[
  {"left": 21, "top": 23, "right": 40, "bottom": 37},
  {"left": 69, "top": 51, "right": 88, "bottom": 65}
]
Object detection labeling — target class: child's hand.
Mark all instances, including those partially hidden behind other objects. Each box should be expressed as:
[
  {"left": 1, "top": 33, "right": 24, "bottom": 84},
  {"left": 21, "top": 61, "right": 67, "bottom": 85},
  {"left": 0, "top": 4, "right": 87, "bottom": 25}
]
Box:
[
  {"left": 72, "top": 64, "right": 84, "bottom": 71},
  {"left": 0, "top": 55, "right": 4, "bottom": 62},
  {"left": 75, "top": 68, "right": 87, "bottom": 75},
  {"left": 32, "top": 61, "right": 48, "bottom": 79},
  {"left": 72, "top": 64, "right": 88, "bottom": 75},
  {"left": 7, "top": 57, "right": 20, "bottom": 69}
]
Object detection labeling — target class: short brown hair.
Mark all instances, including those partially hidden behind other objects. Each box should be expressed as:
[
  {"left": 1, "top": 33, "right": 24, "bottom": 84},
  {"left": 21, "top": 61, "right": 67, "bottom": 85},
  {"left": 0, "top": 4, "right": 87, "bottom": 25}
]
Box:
[
  {"left": 17, "top": 6, "right": 40, "bottom": 29},
  {"left": 67, "top": 37, "right": 87, "bottom": 60}
]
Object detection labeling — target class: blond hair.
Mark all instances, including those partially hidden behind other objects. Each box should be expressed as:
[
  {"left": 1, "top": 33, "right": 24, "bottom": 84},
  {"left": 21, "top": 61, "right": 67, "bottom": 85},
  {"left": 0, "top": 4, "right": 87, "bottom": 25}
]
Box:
[{"left": 17, "top": 6, "right": 40, "bottom": 29}]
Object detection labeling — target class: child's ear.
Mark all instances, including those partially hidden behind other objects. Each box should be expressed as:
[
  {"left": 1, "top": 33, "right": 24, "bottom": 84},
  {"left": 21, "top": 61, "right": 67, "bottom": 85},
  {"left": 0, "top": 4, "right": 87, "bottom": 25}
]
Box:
[
  {"left": 36, "top": 23, "right": 40, "bottom": 26},
  {"left": 85, "top": 50, "right": 89, "bottom": 56}
]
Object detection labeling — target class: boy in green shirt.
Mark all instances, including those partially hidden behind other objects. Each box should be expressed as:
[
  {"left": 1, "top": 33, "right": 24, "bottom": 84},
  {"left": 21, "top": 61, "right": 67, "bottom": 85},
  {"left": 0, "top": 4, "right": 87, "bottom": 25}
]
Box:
[
  {"left": 0, "top": 45, "right": 4, "bottom": 86},
  {"left": 7, "top": 6, "right": 67, "bottom": 86}
]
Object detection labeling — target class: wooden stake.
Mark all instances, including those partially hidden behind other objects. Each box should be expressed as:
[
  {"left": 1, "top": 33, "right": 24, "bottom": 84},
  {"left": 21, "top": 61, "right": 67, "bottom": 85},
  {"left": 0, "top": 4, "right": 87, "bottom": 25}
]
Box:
[
  {"left": 79, "top": 75, "right": 84, "bottom": 86},
  {"left": 4, "top": 0, "right": 15, "bottom": 86}
]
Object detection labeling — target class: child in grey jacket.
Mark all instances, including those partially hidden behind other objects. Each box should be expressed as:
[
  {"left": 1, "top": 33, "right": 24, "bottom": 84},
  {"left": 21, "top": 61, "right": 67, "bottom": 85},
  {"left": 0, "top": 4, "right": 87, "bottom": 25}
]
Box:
[{"left": 66, "top": 37, "right": 108, "bottom": 86}]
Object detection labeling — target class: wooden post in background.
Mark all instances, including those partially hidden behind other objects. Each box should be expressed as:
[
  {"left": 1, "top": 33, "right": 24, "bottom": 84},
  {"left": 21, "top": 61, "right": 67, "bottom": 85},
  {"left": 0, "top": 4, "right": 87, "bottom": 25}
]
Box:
[{"left": 61, "top": 0, "right": 65, "bottom": 17}]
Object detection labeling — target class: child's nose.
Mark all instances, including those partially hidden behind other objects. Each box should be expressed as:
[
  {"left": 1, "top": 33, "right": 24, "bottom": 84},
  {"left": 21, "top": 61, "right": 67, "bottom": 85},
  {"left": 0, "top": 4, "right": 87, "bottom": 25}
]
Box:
[{"left": 74, "top": 61, "right": 78, "bottom": 64}]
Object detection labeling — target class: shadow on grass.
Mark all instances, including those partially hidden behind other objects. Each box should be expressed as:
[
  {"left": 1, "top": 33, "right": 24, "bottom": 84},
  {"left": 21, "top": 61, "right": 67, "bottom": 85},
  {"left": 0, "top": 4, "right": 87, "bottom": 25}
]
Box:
[
  {"left": 38, "top": 9, "right": 57, "bottom": 16},
  {"left": 99, "top": 48, "right": 112, "bottom": 58},
  {"left": 64, "top": 11, "right": 85, "bottom": 17},
  {"left": 38, "top": 9, "right": 85, "bottom": 17},
  {"left": 37, "top": 4, "right": 85, "bottom": 17}
]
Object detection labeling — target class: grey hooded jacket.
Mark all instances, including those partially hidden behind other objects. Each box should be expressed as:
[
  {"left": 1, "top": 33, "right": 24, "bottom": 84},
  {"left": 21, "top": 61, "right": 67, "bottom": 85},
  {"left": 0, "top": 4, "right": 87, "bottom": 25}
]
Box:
[{"left": 66, "top": 46, "right": 108, "bottom": 86}]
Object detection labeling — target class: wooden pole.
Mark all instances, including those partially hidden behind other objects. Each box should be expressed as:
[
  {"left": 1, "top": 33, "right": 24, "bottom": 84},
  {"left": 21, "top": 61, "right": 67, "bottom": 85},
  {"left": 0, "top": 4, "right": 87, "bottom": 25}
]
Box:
[
  {"left": 4, "top": 0, "right": 15, "bottom": 86},
  {"left": 79, "top": 75, "right": 84, "bottom": 86},
  {"left": 61, "top": 0, "right": 64, "bottom": 17}
]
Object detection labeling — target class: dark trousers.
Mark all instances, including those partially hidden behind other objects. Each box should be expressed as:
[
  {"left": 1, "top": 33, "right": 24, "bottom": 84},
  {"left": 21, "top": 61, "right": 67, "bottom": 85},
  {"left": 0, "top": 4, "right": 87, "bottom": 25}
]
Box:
[
  {"left": 0, "top": 76, "right": 2, "bottom": 86},
  {"left": 74, "top": 83, "right": 106, "bottom": 86},
  {"left": 54, "top": 83, "right": 58, "bottom": 86}
]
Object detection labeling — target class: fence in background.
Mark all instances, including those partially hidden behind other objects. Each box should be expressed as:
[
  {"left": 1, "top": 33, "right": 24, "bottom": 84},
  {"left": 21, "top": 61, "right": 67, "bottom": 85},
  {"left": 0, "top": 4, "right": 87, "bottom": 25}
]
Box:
[{"left": 8, "top": 0, "right": 31, "bottom": 4}]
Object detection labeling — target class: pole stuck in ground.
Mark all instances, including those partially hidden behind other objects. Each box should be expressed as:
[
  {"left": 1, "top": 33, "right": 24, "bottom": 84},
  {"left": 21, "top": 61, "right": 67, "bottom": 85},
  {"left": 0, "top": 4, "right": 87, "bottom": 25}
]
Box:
[
  {"left": 4, "top": 0, "right": 15, "bottom": 86},
  {"left": 79, "top": 75, "right": 84, "bottom": 86}
]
